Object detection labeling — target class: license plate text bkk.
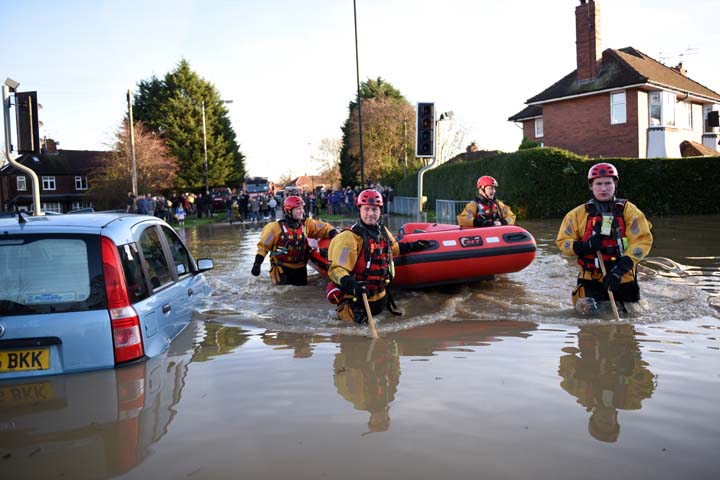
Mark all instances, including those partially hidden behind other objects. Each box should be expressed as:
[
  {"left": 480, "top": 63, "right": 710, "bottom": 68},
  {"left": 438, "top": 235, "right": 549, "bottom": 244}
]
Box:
[{"left": 0, "top": 349, "right": 51, "bottom": 372}]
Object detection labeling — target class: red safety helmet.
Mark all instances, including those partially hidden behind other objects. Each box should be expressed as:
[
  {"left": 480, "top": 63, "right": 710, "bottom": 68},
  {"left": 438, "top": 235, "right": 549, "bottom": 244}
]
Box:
[
  {"left": 283, "top": 195, "right": 305, "bottom": 212},
  {"left": 356, "top": 189, "right": 383, "bottom": 207},
  {"left": 588, "top": 163, "right": 619, "bottom": 183},
  {"left": 476, "top": 175, "right": 498, "bottom": 189}
]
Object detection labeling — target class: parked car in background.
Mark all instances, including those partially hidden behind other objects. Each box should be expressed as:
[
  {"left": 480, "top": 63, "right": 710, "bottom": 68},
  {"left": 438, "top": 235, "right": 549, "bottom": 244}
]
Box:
[
  {"left": 210, "top": 188, "right": 231, "bottom": 210},
  {"left": 0, "top": 212, "right": 213, "bottom": 380}
]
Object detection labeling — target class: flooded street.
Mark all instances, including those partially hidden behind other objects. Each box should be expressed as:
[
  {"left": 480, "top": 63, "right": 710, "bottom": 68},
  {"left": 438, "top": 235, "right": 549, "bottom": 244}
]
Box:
[{"left": 2, "top": 215, "right": 719, "bottom": 480}]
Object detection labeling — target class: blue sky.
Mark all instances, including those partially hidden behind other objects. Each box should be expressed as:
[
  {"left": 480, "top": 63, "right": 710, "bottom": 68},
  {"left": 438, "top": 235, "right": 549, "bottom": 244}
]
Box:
[{"left": 3, "top": 0, "right": 719, "bottom": 181}]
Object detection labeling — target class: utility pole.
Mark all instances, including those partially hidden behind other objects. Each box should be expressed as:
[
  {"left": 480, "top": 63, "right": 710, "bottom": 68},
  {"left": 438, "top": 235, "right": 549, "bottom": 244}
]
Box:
[
  {"left": 353, "top": 0, "right": 365, "bottom": 188},
  {"left": 126, "top": 90, "right": 138, "bottom": 197},
  {"left": 202, "top": 101, "right": 209, "bottom": 195}
]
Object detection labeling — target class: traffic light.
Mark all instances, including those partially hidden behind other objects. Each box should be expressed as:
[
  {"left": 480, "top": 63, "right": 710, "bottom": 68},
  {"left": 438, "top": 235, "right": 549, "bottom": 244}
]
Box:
[
  {"left": 415, "top": 102, "right": 435, "bottom": 157},
  {"left": 15, "top": 91, "right": 40, "bottom": 155}
]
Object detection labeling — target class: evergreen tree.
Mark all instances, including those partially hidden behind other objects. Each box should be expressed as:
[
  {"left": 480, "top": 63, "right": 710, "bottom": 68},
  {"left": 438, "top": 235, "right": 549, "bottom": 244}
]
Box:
[{"left": 133, "top": 59, "right": 245, "bottom": 191}]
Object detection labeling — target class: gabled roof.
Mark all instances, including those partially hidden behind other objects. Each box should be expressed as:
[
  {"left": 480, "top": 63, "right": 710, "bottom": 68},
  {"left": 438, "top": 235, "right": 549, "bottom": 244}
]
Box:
[
  {"left": 0, "top": 150, "right": 110, "bottom": 176},
  {"left": 525, "top": 47, "right": 720, "bottom": 105},
  {"left": 508, "top": 105, "right": 543, "bottom": 122}
]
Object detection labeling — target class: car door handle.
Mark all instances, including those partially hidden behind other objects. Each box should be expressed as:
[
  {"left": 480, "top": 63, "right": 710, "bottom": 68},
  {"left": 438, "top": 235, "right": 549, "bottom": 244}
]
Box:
[
  {"left": 162, "top": 304, "right": 172, "bottom": 314},
  {"left": 187, "top": 288, "right": 194, "bottom": 296}
]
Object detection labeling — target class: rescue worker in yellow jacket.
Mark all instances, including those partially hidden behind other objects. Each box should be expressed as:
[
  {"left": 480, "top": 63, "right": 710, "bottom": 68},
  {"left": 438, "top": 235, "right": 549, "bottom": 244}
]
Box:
[
  {"left": 251, "top": 195, "right": 338, "bottom": 286},
  {"left": 457, "top": 175, "right": 516, "bottom": 227},
  {"left": 555, "top": 163, "right": 653, "bottom": 311},
  {"left": 326, "top": 189, "right": 430, "bottom": 324}
]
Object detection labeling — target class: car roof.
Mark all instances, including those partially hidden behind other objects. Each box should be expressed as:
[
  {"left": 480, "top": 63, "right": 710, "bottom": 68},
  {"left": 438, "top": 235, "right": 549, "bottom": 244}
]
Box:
[{"left": 0, "top": 213, "right": 168, "bottom": 244}]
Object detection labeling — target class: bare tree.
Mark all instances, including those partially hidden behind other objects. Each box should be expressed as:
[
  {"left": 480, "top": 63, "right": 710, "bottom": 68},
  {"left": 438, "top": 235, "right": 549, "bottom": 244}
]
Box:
[
  {"left": 436, "top": 119, "right": 469, "bottom": 165},
  {"left": 91, "top": 120, "right": 179, "bottom": 209},
  {"left": 312, "top": 138, "right": 342, "bottom": 186}
]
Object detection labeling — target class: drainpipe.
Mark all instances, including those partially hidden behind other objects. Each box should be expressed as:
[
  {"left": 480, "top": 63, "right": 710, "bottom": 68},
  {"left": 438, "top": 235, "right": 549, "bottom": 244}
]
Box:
[{"left": 2, "top": 84, "right": 42, "bottom": 216}]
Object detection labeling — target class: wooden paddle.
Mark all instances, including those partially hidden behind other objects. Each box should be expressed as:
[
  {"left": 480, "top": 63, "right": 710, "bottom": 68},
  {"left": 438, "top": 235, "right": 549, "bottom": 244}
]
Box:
[
  {"left": 597, "top": 251, "right": 621, "bottom": 321},
  {"left": 361, "top": 292, "right": 379, "bottom": 339}
]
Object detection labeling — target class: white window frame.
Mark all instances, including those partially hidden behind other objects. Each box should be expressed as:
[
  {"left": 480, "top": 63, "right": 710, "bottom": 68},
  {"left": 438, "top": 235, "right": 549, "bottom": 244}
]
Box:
[
  {"left": 662, "top": 91, "right": 676, "bottom": 127},
  {"left": 41, "top": 176, "right": 56, "bottom": 191},
  {"left": 16, "top": 176, "right": 27, "bottom": 191},
  {"left": 649, "top": 92, "right": 662, "bottom": 126},
  {"left": 705, "top": 105, "right": 719, "bottom": 133},
  {"left": 534, "top": 118, "right": 544, "bottom": 138},
  {"left": 41, "top": 202, "right": 63, "bottom": 213},
  {"left": 610, "top": 91, "right": 627, "bottom": 125},
  {"left": 75, "top": 176, "right": 88, "bottom": 190},
  {"left": 71, "top": 201, "right": 93, "bottom": 211}
]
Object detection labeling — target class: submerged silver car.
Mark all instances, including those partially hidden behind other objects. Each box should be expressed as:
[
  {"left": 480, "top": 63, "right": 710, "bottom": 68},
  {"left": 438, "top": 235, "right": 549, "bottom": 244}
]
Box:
[{"left": 0, "top": 212, "right": 213, "bottom": 380}]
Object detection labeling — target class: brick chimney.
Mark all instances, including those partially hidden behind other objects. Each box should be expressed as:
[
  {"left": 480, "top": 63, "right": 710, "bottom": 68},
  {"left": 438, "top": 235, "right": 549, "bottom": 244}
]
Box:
[
  {"left": 42, "top": 137, "right": 59, "bottom": 154},
  {"left": 575, "top": 0, "right": 602, "bottom": 81},
  {"left": 672, "top": 62, "right": 688, "bottom": 76}
]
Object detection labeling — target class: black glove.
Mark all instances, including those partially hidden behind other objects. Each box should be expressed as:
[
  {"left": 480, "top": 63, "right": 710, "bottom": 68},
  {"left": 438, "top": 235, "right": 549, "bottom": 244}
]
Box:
[
  {"left": 602, "top": 256, "right": 634, "bottom": 293},
  {"left": 572, "top": 235, "right": 603, "bottom": 256},
  {"left": 250, "top": 254, "right": 264, "bottom": 277},
  {"left": 399, "top": 239, "right": 432, "bottom": 254},
  {"left": 328, "top": 229, "right": 340, "bottom": 239},
  {"left": 340, "top": 276, "right": 367, "bottom": 298},
  {"left": 473, "top": 217, "right": 495, "bottom": 228}
]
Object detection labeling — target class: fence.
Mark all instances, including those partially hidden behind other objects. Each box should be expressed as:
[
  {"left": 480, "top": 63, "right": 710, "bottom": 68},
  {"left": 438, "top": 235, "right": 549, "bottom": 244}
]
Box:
[
  {"left": 435, "top": 199, "right": 470, "bottom": 224},
  {"left": 389, "top": 196, "right": 419, "bottom": 216},
  {"left": 390, "top": 197, "right": 471, "bottom": 223}
]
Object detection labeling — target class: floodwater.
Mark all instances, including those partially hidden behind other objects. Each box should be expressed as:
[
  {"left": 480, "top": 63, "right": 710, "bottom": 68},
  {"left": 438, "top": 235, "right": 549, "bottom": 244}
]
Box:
[{"left": 1, "top": 214, "right": 718, "bottom": 480}]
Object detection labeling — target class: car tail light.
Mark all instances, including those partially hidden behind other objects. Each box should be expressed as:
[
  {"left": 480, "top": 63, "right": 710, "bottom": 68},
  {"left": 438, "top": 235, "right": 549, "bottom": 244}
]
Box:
[{"left": 101, "top": 236, "right": 144, "bottom": 364}]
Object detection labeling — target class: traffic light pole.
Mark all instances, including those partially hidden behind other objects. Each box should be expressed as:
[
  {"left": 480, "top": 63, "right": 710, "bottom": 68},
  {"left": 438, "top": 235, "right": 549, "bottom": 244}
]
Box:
[{"left": 3, "top": 82, "right": 42, "bottom": 216}]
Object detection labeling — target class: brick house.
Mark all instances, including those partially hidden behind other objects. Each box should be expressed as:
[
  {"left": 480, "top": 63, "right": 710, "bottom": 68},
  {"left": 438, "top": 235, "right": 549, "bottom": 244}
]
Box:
[
  {"left": 0, "top": 139, "right": 109, "bottom": 213},
  {"left": 508, "top": 0, "right": 720, "bottom": 158}
]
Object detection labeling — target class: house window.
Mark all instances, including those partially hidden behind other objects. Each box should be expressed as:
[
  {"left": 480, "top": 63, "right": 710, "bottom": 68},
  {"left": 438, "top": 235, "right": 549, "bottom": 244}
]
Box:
[
  {"left": 42, "top": 176, "right": 56, "bottom": 191},
  {"left": 41, "top": 202, "right": 62, "bottom": 214},
  {"left": 678, "top": 101, "right": 692, "bottom": 129},
  {"left": 75, "top": 176, "right": 88, "bottom": 190},
  {"left": 16, "top": 176, "right": 27, "bottom": 191},
  {"left": 534, "top": 118, "right": 544, "bottom": 138},
  {"left": 649, "top": 92, "right": 662, "bottom": 126},
  {"left": 71, "top": 201, "right": 93, "bottom": 211},
  {"left": 663, "top": 92, "right": 675, "bottom": 126},
  {"left": 705, "top": 105, "right": 719, "bottom": 133},
  {"left": 611, "top": 92, "right": 626, "bottom": 124}
]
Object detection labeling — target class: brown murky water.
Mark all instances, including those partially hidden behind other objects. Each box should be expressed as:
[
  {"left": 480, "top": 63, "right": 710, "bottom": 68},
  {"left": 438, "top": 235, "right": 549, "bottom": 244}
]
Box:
[{"left": 1, "top": 215, "right": 718, "bottom": 480}]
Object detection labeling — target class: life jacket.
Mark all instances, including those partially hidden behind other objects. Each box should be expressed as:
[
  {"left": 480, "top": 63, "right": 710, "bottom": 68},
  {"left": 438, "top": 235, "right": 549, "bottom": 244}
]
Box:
[
  {"left": 273, "top": 219, "right": 309, "bottom": 265},
  {"left": 347, "top": 222, "right": 393, "bottom": 295},
  {"left": 577, "top": 198, "right": 628, "bottom": 273},
  {"left": 475, "top": 197, "right": 502, "bottom": 222}
]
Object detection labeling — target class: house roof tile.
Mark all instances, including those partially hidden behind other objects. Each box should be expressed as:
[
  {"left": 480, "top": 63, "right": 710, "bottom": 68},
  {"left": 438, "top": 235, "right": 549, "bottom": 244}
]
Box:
[
  {"left": 508, "top": 104, "right": 543, "bottom": 122},
  {"left": 525, "top": 47, "right": 720, "bottom": 105},
  {"left": 0, "top": 150, "right": 110, "bottom": 176}
]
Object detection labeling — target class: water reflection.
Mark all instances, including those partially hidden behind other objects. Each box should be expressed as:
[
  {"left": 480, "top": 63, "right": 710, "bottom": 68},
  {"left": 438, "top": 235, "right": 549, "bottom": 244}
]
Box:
[
  {"left": 558, "top": 324, "right": 656, "bottom": 442},
  {"left": 258, "top": 320, "right": 537, "bottom": 434},
  {"left": 0, "top": 319, "right": 241, "bottom": 479},
  {"left": 334, "top": 337, "right": 400, "bottom": 434},
  {"left": 192, "top": 321, "right": 251, "bottom": 362},
  {"left": 262, "top": 331, "right": 329, "bottom": 358}
]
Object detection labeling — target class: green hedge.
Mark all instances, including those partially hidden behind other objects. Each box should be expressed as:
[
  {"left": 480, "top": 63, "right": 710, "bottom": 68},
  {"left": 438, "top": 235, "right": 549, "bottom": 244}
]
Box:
[{"left": 396, "top": 148, "right": 720, "bottom": 219}]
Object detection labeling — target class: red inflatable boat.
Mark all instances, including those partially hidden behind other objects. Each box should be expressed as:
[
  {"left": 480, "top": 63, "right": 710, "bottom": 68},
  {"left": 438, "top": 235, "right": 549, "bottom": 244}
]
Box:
[{"left": 308, "top": 222, "right": 536, "bottom": 289}]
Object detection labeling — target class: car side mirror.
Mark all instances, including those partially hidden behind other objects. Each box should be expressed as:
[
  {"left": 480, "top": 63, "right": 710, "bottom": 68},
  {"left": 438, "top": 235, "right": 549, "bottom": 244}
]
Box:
[{"left": 196, "top": 258, "right": 214, "bottom": 272}]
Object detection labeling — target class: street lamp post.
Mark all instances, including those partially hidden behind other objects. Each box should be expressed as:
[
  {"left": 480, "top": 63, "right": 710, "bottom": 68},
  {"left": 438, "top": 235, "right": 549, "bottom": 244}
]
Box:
[{"left": 201, "top": 99, "right": 233, "bottom": 195}]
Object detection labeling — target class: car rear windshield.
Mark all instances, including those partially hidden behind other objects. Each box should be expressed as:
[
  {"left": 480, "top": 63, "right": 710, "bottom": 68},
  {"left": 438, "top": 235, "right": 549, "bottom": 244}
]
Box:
[{"left": 0, "top": 234, "right": 106, "bottom": 316}]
